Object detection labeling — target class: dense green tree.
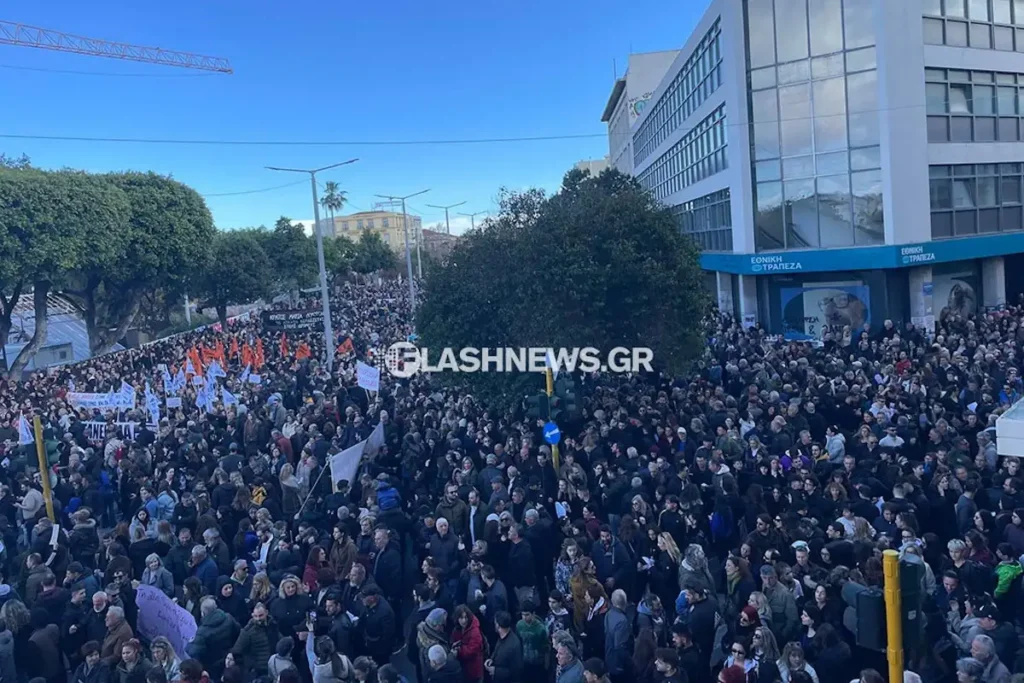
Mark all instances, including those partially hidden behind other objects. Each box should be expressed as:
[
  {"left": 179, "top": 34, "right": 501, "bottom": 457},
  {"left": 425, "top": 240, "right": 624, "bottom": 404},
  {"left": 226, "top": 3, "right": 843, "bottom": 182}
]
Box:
[
  {"left": 194, "top": 229, "right": 273, "bottom": 327},
  {"left": 0, "top": 153, "right": 30, "bottom": 170},
  {"left": 0, "top": 169, "right": 131, "bottom": 373},
  {"left": 258, "top": 217, "right": 318, "bottom": 292},
  {"left": 352, "top": 230, "right": 398, "bottom": 274},
  {"left": 418, "top": 168, "right": 709, "bottom": 400},
  {"left": 65, "top": 172, "right": 215, "bottom": 356},
  {"left": 323, "top": 234, "right": 357, "bottom": 277}
]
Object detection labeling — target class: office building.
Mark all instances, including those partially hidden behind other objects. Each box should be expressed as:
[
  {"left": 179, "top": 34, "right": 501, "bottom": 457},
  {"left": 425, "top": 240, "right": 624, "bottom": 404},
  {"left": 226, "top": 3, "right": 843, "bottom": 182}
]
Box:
[{"left": 622, "top": 0, "right": 1024, "bottom": 339}]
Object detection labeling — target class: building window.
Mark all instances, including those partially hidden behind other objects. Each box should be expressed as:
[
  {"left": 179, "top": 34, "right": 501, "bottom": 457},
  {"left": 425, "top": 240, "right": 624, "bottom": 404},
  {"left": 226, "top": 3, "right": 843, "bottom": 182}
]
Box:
[
  {"left": 925, "top": 68, "right": 1024, "bottom": 142},
  {"left": 636, "top": 105, "right": 727, "bottom": 201},
  {"left": 342, "top": 221, "right": 349, "bottom": 230},
  {"left": 632, "top": 19, "right": 723, "bottom": 167},
  {"left": 367, "top": 219, "right": 375, "bottom": 229},
  {"left": 923, "top": 0, "right": 1024, "bottom": 50},
  {"left": 670, "top": 189, "right": 733, "bottom": 251},
  {"left": 357, "top": 220, "right": 364, "bottom": 229},
  {"left": 930, "top": 163, "right": 1024, "bottom": 238},
  {"left": 748, "top": 15, "right": 882, "bottom": 252},
  {"left": 382, "top": 218, "right": 390, "bottom": 227}
]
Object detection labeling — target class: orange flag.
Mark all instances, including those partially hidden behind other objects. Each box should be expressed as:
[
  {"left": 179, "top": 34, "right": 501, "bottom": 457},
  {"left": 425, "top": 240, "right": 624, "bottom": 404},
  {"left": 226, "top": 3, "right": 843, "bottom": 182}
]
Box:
[
  {"left": 201, "top": 345, "right": 217, "bottom": 365},
  {"left": 241, "top": 343, "right": 253, "bottom": 369},
  {"left": 187, "top": 347, "right": 204, "bottom": 377},
  {"left": 336, "top": 337, "right": 354, "bottom": 356},
  {"left": 215, "top": 340, "right": 226, "bottom": 363},
  {"left": 279, "top": 333, "right": 289, "bottom": 359},
  {"left": 254, "top": 338, "right": 265, "bottom": 369},
  {"left": 230, "top": 337, "right": 239, "bottom": 360},
  {"left": 295, "top": 342, "right": 311, "bottom": 361}
]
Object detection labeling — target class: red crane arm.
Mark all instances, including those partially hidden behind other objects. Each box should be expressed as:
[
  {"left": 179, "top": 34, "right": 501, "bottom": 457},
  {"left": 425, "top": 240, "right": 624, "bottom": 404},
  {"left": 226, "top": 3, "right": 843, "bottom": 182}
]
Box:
[{"left": 0, "top": 19, "right": 232, "bottom": 73}]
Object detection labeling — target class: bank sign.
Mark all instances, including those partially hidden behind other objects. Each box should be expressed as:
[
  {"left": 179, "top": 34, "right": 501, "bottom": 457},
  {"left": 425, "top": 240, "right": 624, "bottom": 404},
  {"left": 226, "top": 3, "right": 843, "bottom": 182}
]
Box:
[{"left": 701, "top": 232, "right": 1024, "bottom": 275}]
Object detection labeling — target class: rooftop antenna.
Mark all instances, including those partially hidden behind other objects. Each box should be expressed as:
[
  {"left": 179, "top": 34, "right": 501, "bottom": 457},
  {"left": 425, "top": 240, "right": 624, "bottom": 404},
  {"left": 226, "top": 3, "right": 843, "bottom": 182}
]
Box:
[{"left": 613, "top": 57, "right": 617, "bottom": 78}]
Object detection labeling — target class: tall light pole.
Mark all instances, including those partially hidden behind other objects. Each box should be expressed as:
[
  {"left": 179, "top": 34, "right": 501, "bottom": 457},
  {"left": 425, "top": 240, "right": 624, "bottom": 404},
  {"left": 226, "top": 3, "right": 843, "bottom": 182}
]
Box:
[
  {"left": 458, "top": 210, "right": 487, "bottom": 231},
  {"left": 376, "top": 189, "right": 429, "bottom": 318},
  {"left": 266, "top": 158, "right": 358, "bottom": 373},
  {"left": 427, "top": 201, "right": 466, "bottom": 235}
]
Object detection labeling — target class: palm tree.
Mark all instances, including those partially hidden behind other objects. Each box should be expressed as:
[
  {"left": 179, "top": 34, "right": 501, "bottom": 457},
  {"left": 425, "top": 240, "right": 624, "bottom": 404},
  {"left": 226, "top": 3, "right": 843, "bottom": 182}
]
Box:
[{"left": 320, "top": 181, "right": 347, "bottom": 236}]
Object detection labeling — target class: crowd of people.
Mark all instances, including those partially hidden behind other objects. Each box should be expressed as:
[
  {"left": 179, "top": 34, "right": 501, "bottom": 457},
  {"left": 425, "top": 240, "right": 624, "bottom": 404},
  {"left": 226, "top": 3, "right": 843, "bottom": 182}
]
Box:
[{"left": 0, "top": 277, "right": 1023, "bottom": 683}]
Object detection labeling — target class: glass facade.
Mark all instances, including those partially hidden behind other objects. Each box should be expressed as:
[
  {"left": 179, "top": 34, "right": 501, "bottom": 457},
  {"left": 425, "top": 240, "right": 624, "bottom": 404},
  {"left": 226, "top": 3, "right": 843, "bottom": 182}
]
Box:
[
  {"left": 930, "top": 164, "right": 1024, "bottom": 238},
  {"left": 672, "top": 189, "right": 733, "bottom": 251},
  {"left": 633, "top": 21, "right": 723, "bottom": 167},
  {"left": 747, "top": 0, "right": 883, "bottom": 251},
  {"left": 636, "top": 105, "right": 727, "bottom": 202},
  {"left": 926, "top": 68, "right": 1024, "bottom": 142},
  {"left": 924, "top": 0, "right": 1024, "bottom": 51}
]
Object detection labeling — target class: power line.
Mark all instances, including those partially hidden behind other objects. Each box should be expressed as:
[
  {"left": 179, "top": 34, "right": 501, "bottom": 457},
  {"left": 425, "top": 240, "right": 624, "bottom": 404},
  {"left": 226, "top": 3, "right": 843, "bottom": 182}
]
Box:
[
  {"left": 201, "top": 178, "right": 306, "bottom": 198},
  {"left": 0, "top": 132, "right": 607, "bottom": 147},
  {"left": 0, "top": 62, "right": 219, "bottom": 78}
]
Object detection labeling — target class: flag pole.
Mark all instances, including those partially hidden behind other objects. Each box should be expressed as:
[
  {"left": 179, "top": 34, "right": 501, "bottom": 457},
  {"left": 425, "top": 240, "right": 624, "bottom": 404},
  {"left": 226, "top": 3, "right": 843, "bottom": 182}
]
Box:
[
  {"left": 295, "top": 463, "right": 331, "bottom": 519},
  {"left": 33, "top": 416, "right": 55, "bottom": 522}
]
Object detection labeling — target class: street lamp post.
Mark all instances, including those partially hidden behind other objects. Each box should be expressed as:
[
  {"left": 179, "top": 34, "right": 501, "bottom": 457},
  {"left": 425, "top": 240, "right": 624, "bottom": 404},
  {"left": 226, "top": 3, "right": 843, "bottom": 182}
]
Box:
[
  {"left": 458, "top": 210, "right": 487, "bottom": 230},
  {"left": 376, "top": 189, "right": 429, "bottom": 319},
  {"left": 265, "top": 159, "right": 358, "bottom": 373},
  {"left": 427, "top": 201, "right": 466, "bottom": 235}
]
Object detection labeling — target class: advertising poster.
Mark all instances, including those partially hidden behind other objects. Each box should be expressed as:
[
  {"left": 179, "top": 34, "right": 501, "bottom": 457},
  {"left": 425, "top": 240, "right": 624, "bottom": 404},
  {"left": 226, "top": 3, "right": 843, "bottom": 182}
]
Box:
[
  {"left": 932, "top": 269, "right": 979, "bottom": 318},
  {"left": 780, "top": 282, "right": 870, "bottom": 341}
]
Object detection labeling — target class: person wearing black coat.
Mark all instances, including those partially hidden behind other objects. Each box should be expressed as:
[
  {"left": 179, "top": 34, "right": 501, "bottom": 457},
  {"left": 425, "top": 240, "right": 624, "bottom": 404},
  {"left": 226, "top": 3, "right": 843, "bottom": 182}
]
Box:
[
  {"left": 269, "top": 576, "right": 314, "bottom": 643},
  {"left": 216, "top": 576, "right": 250, "bottom": 626},
  {"left": 505, "top": 527, "right": 537, "bottom": 593},
  {"left": 591, "top": 528, "right": 633, "bottom": 594},
  {"left": 680, "top": 582, "right": 718, "bottom": 675},
  {"left": 427, "top": 650, "right": 465, "bottom": 683},
  {"left": 488, "top": 612, "right": 524, "bottom": 683},
  {"left": 360, "top": 589, "right": 397, "bottom": 666},
  {"left": 231, "top": 602, "right": 280, "bottom": 680},
  {"left": 186, "top": 601, "right": 240, "bottom": 681},
  {"left": 372, "top": 531, "right": 403, "bottom": 604},
  {"left": 428, "top": 520, "right": 462, "bottom": 588},
  {"left": 405, "top": 585, "right": 436, "bottom": 672}
]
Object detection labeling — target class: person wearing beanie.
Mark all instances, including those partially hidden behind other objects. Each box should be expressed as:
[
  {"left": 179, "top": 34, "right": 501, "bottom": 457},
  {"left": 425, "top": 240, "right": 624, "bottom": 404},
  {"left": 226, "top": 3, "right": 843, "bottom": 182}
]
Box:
[{"left": 415, "top": 608, "right": 449, "bottom": 683}]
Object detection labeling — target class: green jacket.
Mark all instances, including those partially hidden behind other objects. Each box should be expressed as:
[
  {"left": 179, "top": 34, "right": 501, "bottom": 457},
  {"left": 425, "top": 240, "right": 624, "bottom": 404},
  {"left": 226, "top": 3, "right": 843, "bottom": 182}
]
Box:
[
  {"left": 516, "top": 618, "right": 549, "bottom": 665},
  {"left": 995, "top": 561, "right": 1022, "bottom": 598}
]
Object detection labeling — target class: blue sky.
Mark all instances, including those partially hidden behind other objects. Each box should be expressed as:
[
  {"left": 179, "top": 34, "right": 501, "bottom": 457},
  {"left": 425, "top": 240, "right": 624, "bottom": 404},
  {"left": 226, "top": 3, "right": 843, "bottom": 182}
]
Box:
[{"left": 3, "top": 0, "right": 704, "bottom": 233}]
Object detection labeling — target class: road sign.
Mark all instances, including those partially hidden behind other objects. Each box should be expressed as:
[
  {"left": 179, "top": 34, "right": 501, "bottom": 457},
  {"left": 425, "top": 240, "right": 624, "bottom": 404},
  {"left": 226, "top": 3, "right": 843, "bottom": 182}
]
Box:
[{"left": 543, "top": 421, "right": 561, "bottom": 445}]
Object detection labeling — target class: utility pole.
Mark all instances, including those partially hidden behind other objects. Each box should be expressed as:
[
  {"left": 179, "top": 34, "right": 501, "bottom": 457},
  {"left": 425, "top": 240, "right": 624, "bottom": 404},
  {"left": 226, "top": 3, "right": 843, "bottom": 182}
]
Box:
[
  {"left": 427, "top": 201, "right": 466, "bottom": 235},
  {"left": 376, "top": 189, "right": 429, "bottom": 320},
  {"left": 183, "top": 292, "right": 192, "bottom": 326},
  {"left": 458, "top": 210, "right": 487, "bottom": 231},
  {"left": 265, "top": 159, "right": 358, "bottom": 373}
]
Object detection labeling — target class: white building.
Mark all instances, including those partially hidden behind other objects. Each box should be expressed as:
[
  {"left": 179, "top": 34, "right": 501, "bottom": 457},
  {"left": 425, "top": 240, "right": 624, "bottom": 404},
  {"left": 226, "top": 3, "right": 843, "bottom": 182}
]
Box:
[
  {"left": 602, "top": 51, "right": 681, "bottom": 175},
  {"left": 621, "top": 0, "right": 1024, "bottom": 338}
]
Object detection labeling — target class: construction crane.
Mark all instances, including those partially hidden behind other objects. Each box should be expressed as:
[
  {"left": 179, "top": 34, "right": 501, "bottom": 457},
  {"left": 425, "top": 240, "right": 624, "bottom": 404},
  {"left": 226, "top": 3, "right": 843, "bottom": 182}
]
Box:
[{"left": 0, "top": 19, "right": 232, "bottom": 73}]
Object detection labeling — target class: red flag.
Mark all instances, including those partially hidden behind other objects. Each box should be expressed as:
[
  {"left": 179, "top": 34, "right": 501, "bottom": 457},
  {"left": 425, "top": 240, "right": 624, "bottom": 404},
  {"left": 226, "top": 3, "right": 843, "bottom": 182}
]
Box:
[
  {"left": 254, "top": 338, "right": 265, "bottom": 369},
  {"left": 279, "top": 333, "right": 289, "bottom": 359},
  {"left": 241, "top": 343, "right": 253, "bottom": 369},
  {"left": 230, "top": 337, "right": 239, "bottom": 359},
  {"left": 336, "top": 337, "right": 354, "bottom": 356},
  {"left": 295, "top": 342, "right": 311, "bottom": 360},
  {"left": 215, "top": 340, "right": 226, "bottom": 362}
]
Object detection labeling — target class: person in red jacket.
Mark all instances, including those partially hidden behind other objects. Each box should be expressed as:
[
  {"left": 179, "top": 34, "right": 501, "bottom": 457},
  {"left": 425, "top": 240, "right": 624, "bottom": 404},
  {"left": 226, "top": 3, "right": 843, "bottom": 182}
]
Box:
[{"left": 452, "top": 604, "right": 485, "bottom": 683}]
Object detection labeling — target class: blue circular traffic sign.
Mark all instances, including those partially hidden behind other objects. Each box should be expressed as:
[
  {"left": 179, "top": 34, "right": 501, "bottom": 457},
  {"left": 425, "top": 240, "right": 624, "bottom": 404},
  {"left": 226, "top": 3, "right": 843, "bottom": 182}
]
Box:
[{"left": 543, "top": 421, "right": 561, "bottom": 445}]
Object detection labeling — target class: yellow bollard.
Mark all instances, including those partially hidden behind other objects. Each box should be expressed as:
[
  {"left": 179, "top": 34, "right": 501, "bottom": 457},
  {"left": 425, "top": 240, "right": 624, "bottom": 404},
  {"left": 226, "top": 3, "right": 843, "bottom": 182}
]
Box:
[
  {"left": 883, "top": 549, "right": 903, "bottom": 683},
  {"left": 33, "top": 416, "right": 55, "bottom": 522}
]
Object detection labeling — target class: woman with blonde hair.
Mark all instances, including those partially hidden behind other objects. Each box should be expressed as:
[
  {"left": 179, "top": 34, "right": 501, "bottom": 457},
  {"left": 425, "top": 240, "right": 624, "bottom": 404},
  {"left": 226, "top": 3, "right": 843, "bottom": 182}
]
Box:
[
  {"left": 280, "top": 464, "right": 301, "bottom": 517},
  {"left": 777, "top": 641, "right": 818, "bottom": 683},
  {"left": 249, "top": 571, "right": 274, "bottom": 606},
  {"left": 648, "top": 532, "right": 682, "bottom": 610},
  {"left": 748, "top": 591, "right": 773, "bottom": 629},
  {"left": 151, "top": 636, "right": 182, "bottom": 681}
]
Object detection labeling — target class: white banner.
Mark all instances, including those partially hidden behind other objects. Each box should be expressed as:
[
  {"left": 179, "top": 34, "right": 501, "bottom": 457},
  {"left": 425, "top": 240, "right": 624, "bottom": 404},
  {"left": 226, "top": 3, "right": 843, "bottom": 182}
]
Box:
[
  {"left": 136, "top": 585, "right": 196, "bottom": 660},
  {"left": 83, "top": 420, "right": 138, "bottom": 442},
  {"left": 166, "top": 397, "right": 182, "bottom": 409},
  {"left": 330, "top": 440, "right": 367, "bottom": 488},
  {"left": 356, "top": 361, "right": 380, "bottom": 392},
  {"left": 68, "top": 391, "right": 122, "bottom": 412}
]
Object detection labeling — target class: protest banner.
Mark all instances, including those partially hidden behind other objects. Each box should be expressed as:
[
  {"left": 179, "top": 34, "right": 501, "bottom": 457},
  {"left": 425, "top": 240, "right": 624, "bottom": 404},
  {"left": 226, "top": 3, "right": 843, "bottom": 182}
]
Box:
[
  {"left": 166, "top": 397, "right": 182, "bottom": 409},
  {"left": 329, "top": 439, "right": 366, "bottom": 489},
  {"left": 356, "top": 361, "right": 381, "bottom": 392},
  {"left": 261, "top": 308, "right": 325, "bottom": 331},
  {"left": 84, "top": 421, "right": 138, "bottom": 442},
  {"left": 136, "top": 585, "right": 196, "bottom": 657}
]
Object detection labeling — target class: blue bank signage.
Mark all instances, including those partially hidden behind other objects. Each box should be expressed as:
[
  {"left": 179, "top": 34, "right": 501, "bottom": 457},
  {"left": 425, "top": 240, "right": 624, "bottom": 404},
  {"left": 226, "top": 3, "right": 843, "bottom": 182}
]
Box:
[
  {"left": 750, "top": 255, "right": 804, "bottom": 273},
  {"left": 702, "top": 232, "right": 1024, "bottom": 275}
]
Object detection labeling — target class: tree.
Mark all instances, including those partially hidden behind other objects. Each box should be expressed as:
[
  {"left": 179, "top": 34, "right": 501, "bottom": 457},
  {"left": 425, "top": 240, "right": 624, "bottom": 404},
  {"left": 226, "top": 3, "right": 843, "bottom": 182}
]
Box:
[
  {"left": 351, "top": 230, "right": 398, "bottom": 274},
  {"left": 258, "top": 217, "right": 318, "bottom": 292},
  {"left": 319, "top": 181, "right": 347, "bottom": 235},
  {"left": 0, "top": 153, "right": 30, "bottom": 170},
  {"left": 323, "top": 234, "right": 357, "bottom": 277},
  {"left": 418, "top": 168, "right": 709, "bottom": 399},
  {"left": 67, "top": 172, "right": 215, "bottom": 356},
  {"left": 194, "top": 229, "right": 273, "bottom": 326},
  {"left": 0, "top": 169, "right": 130, "bottom": 373}
]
